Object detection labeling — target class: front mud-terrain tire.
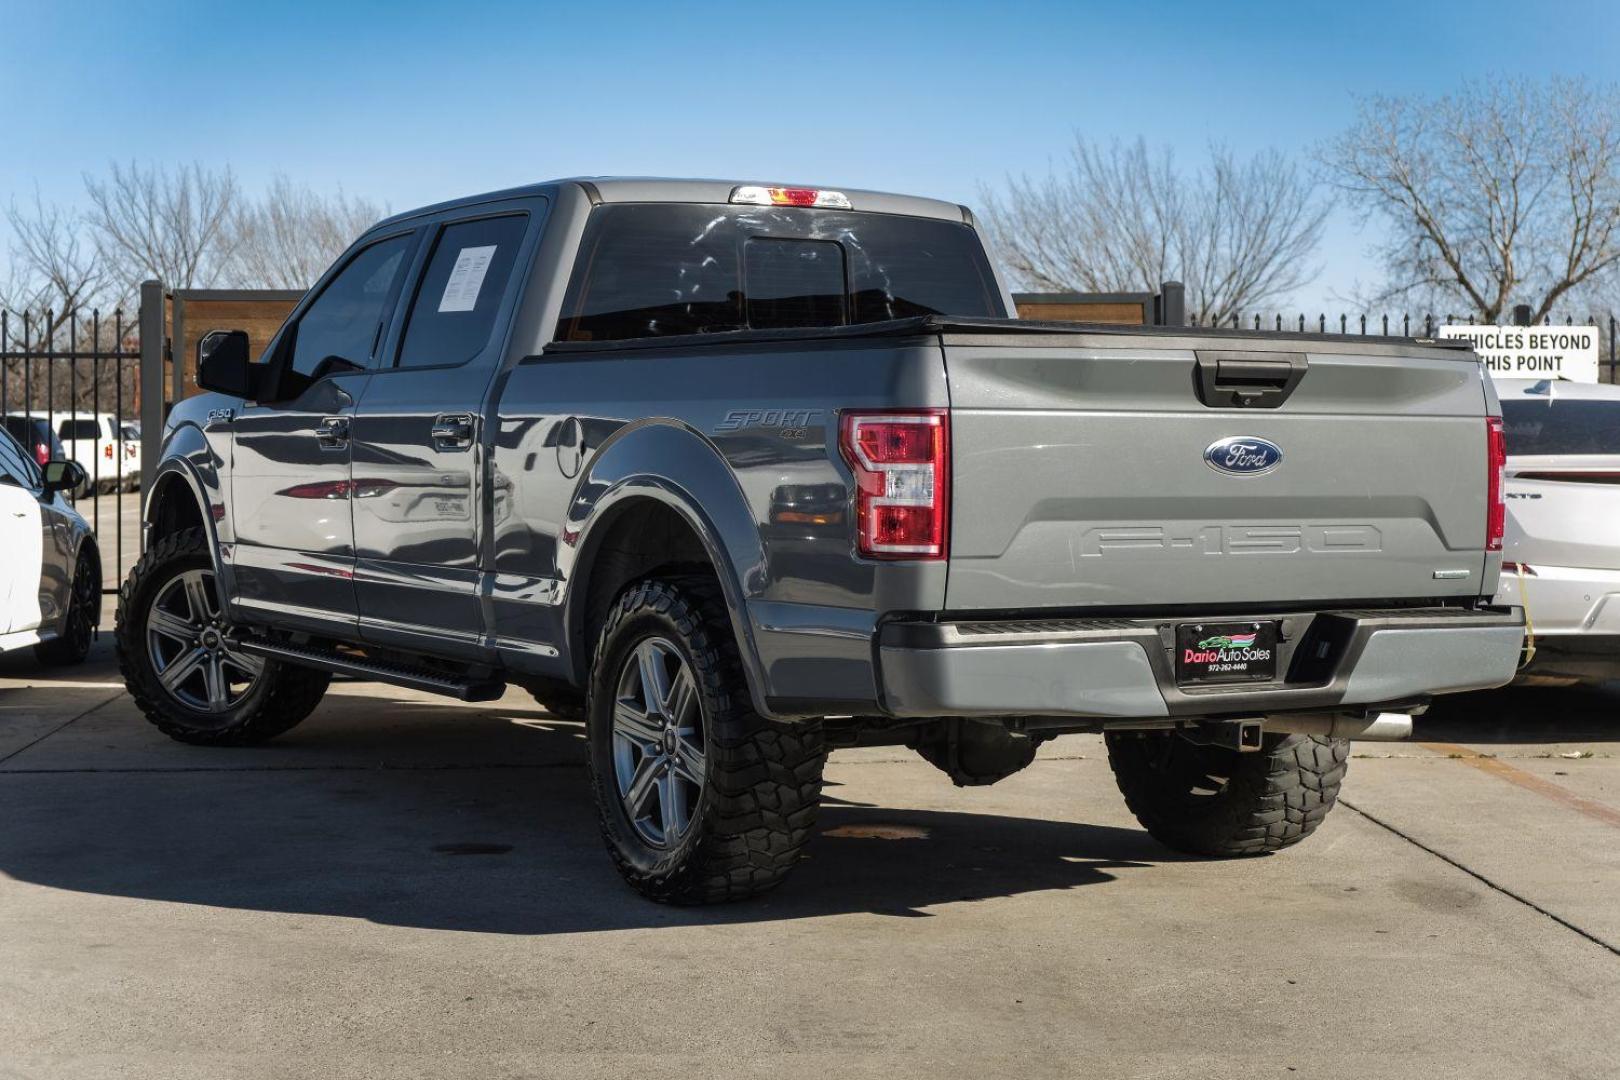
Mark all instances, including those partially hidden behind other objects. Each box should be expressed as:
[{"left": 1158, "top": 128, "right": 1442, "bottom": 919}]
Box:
[
  {"left": 1106, "top": 731, "right": 1349, "bottom": 856},
  {"left": 587, "top": 576, "right": 826, "bottom": 904},
  {"left": 116, "top": 527, "right": 331, "bottom": 746}
]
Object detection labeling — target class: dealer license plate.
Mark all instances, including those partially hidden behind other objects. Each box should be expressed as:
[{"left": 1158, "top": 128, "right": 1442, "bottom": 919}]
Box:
[{"left": 1175, "top": 621, "right": 1280, "bottom": 686}]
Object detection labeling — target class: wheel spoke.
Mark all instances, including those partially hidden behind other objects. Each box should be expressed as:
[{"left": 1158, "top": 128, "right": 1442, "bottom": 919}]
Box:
[
  {"left": 219, "top": 645, "right": 265, "bottom": 680},
  {"left": 158, "top": 647, "right": 207, "bottom": 695},
  {"left": 182, "top": 571, "right": 217, "bottom": 625},
  {"left": 671, "top": 731, "right": 705, "bottom": 787},
  {"left": 202, "top": 657, "right": 229, "bottom": 710},
  {"left": 665, "top": 666, "right": 696, "bottom": 728},
  {"left": 612, "top": 700, "right": 663, "bottom": 747},
  {"left": 623, "top": 752, "right": 663, "bottom": 817},
  {"left": 658, "top": 767, "right": 688, "bottom": 840},
  {"left": 636, "top": 641, "right": 671, "bottom": 718},
  {"left": 147, "top": 607, "right": 198, "bottom": 645}
]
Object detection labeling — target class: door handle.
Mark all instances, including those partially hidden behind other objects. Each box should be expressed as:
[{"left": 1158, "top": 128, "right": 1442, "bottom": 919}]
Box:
[
  {"left": 315, "top": 416, "right": 350, "bottom": 447},
  {"left": 431, "top": 414, "right": 474, "bottom": 449}
]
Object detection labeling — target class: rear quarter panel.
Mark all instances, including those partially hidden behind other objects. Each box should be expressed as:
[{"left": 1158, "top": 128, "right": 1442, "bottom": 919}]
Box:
[{"left": 489, "top": 336, "right": 948, "bottom": 706}]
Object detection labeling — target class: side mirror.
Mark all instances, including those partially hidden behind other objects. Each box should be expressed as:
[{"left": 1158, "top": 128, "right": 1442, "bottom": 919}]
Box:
[
  {"left": 41, "top": 460, "right": 86, "bottom": 496},
  {"left": 196, "top": 330, "right": 262, "bottom": 398}
]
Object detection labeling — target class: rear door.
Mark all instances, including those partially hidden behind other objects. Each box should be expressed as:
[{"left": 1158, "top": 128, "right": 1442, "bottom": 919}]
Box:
[
  {"left": 228, "top": 229, "right": 418, "bottom": 635},
  {"left": 350, "top": 198, "right": 544, "bottom": 660},
  {"left": 942, "top": 334, "right": 1493, "bottom": 610}
]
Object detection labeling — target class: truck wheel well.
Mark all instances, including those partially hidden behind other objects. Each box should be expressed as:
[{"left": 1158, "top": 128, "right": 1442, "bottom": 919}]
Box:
[
  {"left": 147, "top": 475, "right": 205, "bottom": 543},
  {"left": 575, "top": 499, "right": 715, "bottom": 678}
]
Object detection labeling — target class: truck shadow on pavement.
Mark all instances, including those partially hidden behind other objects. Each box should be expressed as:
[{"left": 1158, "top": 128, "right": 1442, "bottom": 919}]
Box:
[
  {"left": 0, "top": 693, "right": 1173, "bottom": 934},
  {"left": 1418, "top": 681, "right": 1620, "bottom": 744}
]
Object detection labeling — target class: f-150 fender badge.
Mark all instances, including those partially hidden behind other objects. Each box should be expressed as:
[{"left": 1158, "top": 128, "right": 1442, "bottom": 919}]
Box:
[
  {"left": 207, "top": 407, "right": 235, "bottom": 424},
  {"left": 1204, "top": 436, "right": 1282, "bottom": 476}
]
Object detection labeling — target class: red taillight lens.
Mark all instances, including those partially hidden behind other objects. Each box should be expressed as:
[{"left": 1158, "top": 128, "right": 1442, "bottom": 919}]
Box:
[
  {"left": 103, "top": 443, "right": 114, "bottom": 460},
  {"left": 1486, "top": 416, "right": 1506, "bottom": 552},
  {"left": 33, "top": 442, "right": 49, "bottom": 467},
  {"left": 277, "top": 480, "right": 350, "bottom": 500},
  {"left": 839, "top": 410, "right": 949, "bottom": 559}
]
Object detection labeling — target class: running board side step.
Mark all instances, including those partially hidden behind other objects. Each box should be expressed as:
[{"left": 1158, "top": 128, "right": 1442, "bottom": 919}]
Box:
[{"left": 237, "top": 639, "right": 506, "bottom": 702}]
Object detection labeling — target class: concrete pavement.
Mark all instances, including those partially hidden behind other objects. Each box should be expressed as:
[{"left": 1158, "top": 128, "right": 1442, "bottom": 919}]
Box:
[{"left": 1, "top": 636, "right": 1617, "bottom": 1079}]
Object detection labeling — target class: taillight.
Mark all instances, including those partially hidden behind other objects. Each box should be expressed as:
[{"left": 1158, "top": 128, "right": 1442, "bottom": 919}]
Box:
[
  {"left": 278, "top": 480, "right": 350, "bottom": 500},
  {"left": 33, "top": 442, "right": 49, "bottom": 467},
  {"left": 103, "top": 443, "right": 114, "bottom": 460},
  {"left": 839, "top": 410, "right": 949, "bottom": 559},
  {"left": 1486, "top": 416, "right": 1506, "bottom": 552}
]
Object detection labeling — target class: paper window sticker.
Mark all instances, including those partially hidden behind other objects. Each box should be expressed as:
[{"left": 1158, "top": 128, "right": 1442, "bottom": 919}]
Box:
[{"left": 438, "top": 245, "right": 498, "bottom": 313}]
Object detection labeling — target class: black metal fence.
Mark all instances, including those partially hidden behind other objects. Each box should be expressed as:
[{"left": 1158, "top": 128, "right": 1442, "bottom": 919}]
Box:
[{"left": 1, "top": 308, "right": 141, "bottom": 594}]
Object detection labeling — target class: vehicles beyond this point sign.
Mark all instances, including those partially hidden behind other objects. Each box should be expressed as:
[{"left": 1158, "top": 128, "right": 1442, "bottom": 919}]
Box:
[{"left": 1438, "top": 324, "right": 1600, "bottom": 383}]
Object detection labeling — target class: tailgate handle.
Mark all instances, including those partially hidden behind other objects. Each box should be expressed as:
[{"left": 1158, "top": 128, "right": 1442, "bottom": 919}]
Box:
[{"left": 1194, "top": 351, "right": 1307, "bottom": 409}]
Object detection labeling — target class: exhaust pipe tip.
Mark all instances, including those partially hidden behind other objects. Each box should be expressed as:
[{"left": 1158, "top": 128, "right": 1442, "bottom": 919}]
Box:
[{"left": 1266, "top": 711, "right": 1415, "bottom": 741}]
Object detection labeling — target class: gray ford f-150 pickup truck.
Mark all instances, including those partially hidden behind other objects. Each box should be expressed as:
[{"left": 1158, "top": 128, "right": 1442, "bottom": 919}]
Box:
[{"left": 119, "top": 177, "right": 1524, "bottom": 902}]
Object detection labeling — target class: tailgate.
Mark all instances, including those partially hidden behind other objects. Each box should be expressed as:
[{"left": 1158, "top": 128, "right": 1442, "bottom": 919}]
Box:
[{"left": 943, "top": 333, "right": 1492, "bottom": 610}]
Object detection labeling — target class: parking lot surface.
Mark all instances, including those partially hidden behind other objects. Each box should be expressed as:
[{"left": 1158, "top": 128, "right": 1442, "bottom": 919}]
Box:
[{"left": 2, "top": 618, "right": 1617, "bottom": 1079}]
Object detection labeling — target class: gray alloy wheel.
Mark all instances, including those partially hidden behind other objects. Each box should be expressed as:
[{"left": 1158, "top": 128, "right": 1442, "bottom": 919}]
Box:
[
  {"left": 610, "top": 636, "right": 707, "bottom": 848},
  {"left": 144, "top": 568, "right": 264, "bottom": 713}
]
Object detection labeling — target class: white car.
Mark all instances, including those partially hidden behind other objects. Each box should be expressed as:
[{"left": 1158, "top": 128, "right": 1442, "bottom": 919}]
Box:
[
  {"left": 0, "top": 427, "right": 100, "bottom": 664},
  {"left": 1493, "top": 378, "right": 1620, "bottom": 685},
  {"left": 50, "top": 411, "right": 141, "bottom": 493}
]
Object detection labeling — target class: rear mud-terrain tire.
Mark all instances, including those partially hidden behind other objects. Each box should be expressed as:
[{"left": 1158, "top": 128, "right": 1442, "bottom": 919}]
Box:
[
  {"left": 35, "top": 545, "right": 99, "bottom": 666},
  {"left": 1105, "top": 731, "right": 1349, "bottom": 856},
  {"left": 116, "top": 528, "right": 331, "bottom": 746},
  {"left": 587, "top": 576, "right": 826, "bottom": 904}
]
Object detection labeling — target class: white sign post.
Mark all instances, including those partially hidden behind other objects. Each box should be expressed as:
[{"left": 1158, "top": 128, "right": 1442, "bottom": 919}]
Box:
[{"left": 1437, "top": 324, "right": 1600, "bottom": 383}]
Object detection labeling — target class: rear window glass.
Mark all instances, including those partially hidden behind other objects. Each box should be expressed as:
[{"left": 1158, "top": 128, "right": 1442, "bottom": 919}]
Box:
[
  {"left": 557, "top": 204, "right": 1002, "bottom": 342},
  {"left": 59, "top": 419, "right": 99, "bottom": 440},
  {"left": 1501, "top": 399, "right": 1620, "bottom": 455},
  {"left": 397, "top": 214, "right": 528, "bottom": 368}
]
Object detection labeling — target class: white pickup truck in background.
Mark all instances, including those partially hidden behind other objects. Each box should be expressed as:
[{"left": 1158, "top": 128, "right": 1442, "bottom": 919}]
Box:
[{"left": 51, "top": 411, "right": 140, "bottom": 493}]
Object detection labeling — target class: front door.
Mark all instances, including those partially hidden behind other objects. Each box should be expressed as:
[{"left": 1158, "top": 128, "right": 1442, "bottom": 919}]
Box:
[
  {"left": 350, "top": 203, "right": 541, "bottom": 660},
  {"left": 228, "top": 230, "right": 417, "bottom": 636},
  {"left": 0, "top": 435, "right": 44, "bottom": 634}
]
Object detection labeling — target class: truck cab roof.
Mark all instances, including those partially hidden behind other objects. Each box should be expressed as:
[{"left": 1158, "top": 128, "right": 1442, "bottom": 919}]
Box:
[{"left": 373, "top": 176, "right": 973, "bottom": 231}]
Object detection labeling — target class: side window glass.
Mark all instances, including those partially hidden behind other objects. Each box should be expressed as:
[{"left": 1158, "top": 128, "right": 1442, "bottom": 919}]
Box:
[
  {"left": 0, "top": 431, "right": 39, "bottom": 489},
  {"left": 289, "top": 234, "right": 413, "bottom": 377},
  {"left": 396, "top": 214, "right": 529, "bottom": 368}
]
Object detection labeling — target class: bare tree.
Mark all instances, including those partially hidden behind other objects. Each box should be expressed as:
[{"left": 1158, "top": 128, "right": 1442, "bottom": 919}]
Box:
[
  {"left": 1, "top": 193, "right": 133, "bottom": 412},
  {"left": 1320, "top": 78, "right": 1620, "bottom": 323},
  {"left": 980, "top": 138, "right": 1329, "bottom": 324},
  {"left": 84, "top": 161, "right": 238, "bottom": 291},
  {"left": 3, "top": 191, "right": 109, "bottom": 330},
  {"left": 222, "top": 175, "right": 383, "bottom": 289}
]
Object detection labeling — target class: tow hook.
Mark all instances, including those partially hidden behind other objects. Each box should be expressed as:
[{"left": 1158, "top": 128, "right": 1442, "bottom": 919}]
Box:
[{"left": 1183, "top": 718, "right": 1266, "bottom": 753}]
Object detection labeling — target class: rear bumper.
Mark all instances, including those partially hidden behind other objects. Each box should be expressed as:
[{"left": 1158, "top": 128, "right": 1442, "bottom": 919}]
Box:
[
  {"left": 877, "top": 606, "right": 1525, "bottom": 719},
  {"left": 1496, "top": 564, "right": 1620, "bottom": 635}
]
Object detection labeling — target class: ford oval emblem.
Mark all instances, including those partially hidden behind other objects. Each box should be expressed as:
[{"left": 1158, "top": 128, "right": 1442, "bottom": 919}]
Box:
[{"left": 1204, "top": 436, "right": 1282, "bottom": 476}]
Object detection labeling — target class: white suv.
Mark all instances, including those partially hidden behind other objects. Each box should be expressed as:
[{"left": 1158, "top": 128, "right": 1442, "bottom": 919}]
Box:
[
  {"left": 1494, "top": 378, "right": 1620, "bottom": 685},
  {"left": 50, "top": 411, "right": 140, "bottom": 493}
]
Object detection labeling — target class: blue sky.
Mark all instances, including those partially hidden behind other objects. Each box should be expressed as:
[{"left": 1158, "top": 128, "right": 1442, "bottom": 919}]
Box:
[{"left": 3, "top": 0, "right": 1617, "bottom": 310}]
